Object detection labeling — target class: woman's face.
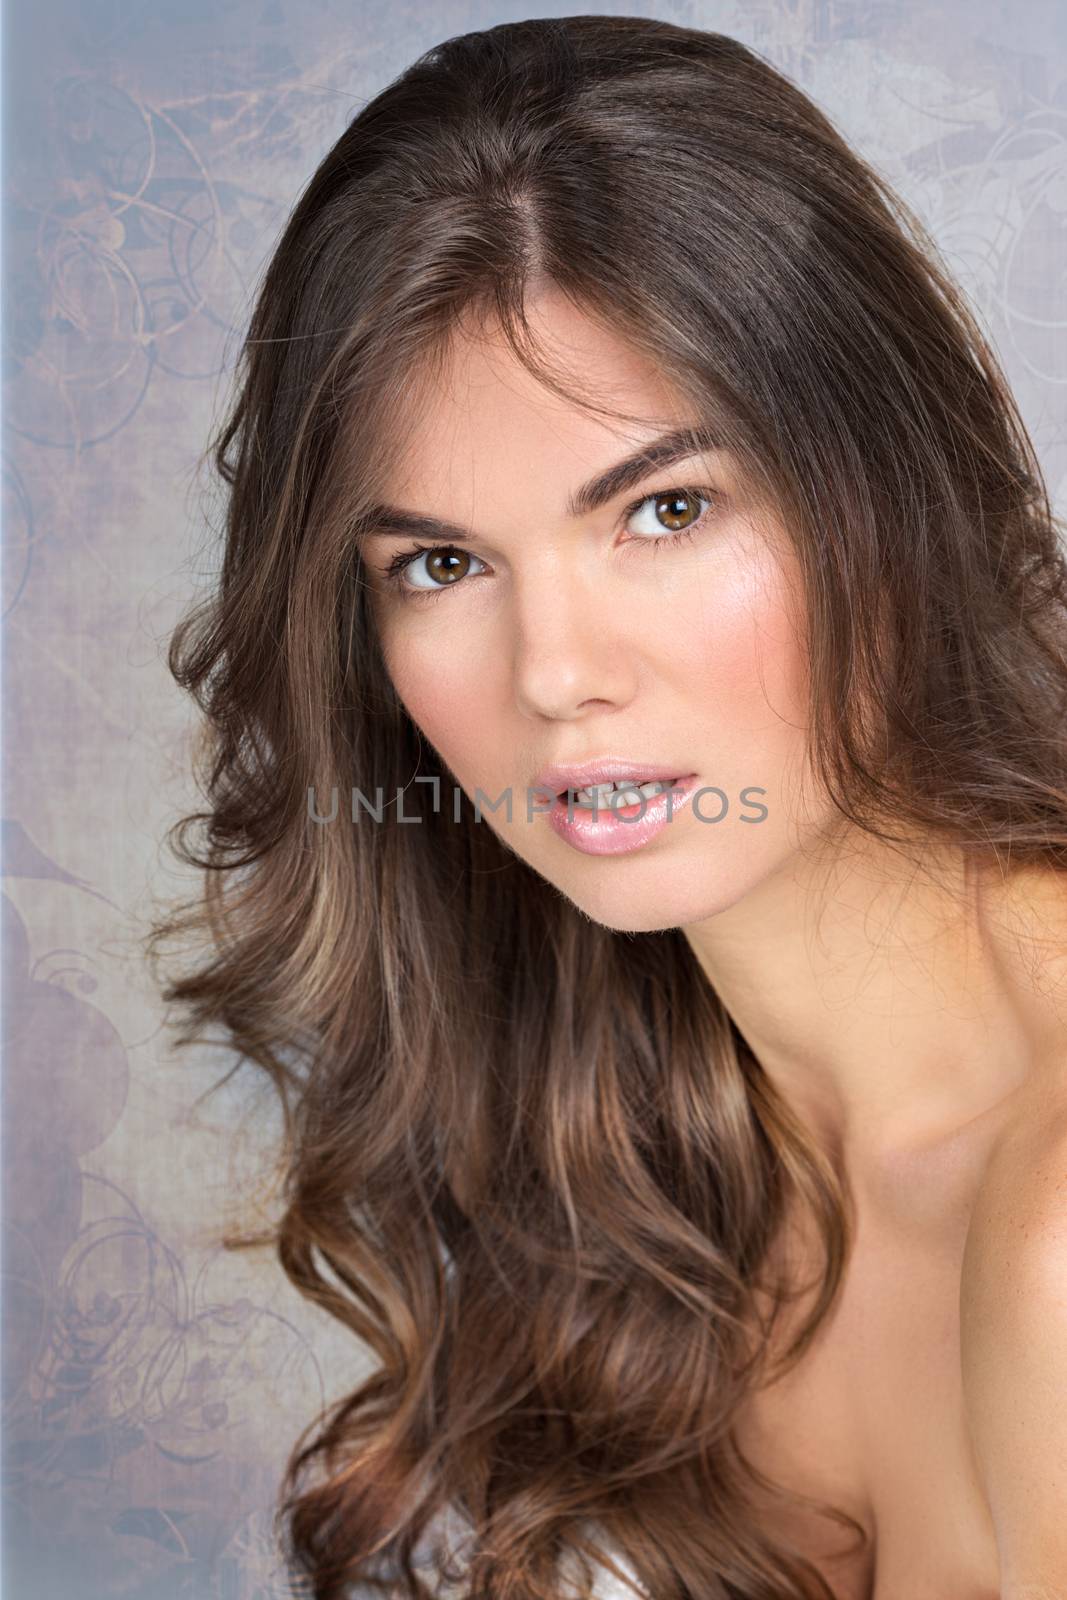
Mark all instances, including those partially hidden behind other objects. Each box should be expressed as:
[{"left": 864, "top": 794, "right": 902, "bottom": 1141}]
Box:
[{"left": 362, "top": 288, "right": 836, "bottom": 933}]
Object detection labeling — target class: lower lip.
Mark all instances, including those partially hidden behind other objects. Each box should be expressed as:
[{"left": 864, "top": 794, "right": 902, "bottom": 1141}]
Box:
[{"left": 546, "top": 775, "right": 700, "bottom": 856}]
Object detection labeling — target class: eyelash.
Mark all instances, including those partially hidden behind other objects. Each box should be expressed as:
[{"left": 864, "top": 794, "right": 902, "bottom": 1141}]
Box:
[{"left": 375, "top": 484, "right": 720, "bottom": 603}]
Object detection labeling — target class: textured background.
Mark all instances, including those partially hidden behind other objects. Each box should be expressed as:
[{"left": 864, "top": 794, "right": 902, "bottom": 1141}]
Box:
[{"left": 3, "top": 2, "right": 1066, "bottom": 1596}]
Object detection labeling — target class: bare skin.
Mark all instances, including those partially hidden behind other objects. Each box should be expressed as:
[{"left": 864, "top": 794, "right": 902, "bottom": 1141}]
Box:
[
  {"left": 717, "top": 855, "right": 1067, "bottom": 1600},
  {"left": 732, "top": 1112, "right": 1003, "bottom": 1598},
  {"left": 363, "top": 286, "right": 1067, "bottom": 1598}
]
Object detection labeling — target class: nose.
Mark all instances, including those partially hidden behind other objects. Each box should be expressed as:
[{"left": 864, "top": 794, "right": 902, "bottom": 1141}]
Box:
[{"left": 508, "top": 561, "right": 640, "bottom": 722}]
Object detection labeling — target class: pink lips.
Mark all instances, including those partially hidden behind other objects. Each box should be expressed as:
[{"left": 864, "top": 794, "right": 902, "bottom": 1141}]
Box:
[
  {"left": 532, "top": 757, "right": 693, "bottom": 798},
  {"left": 542, "top": 773, "right": 700, "bottom": 857}
]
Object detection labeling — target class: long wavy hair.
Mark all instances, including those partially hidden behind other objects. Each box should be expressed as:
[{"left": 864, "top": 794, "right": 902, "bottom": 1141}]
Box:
[{"left": 147, "top": 15, "right": 1067, "bottom": 1600}]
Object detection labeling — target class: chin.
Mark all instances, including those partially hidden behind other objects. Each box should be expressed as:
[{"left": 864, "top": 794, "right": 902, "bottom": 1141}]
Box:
[{"left": 545, "top": 858, "right": 759, "bottom": 935}]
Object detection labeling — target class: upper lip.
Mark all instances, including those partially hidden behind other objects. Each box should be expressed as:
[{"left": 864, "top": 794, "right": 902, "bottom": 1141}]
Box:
[{"left": 532, "top": 758, "right": 695, "bottom": 796}]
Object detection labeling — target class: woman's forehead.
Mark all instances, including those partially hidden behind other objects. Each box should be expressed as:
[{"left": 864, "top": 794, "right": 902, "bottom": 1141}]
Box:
[{"left": 390, "top": 320, "right": 694, "bottom": 493}]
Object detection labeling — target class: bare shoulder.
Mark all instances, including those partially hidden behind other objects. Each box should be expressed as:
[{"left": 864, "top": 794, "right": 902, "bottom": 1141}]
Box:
[{"left": 959, "top": 1071, "right": 1067, "bottom": 1592}]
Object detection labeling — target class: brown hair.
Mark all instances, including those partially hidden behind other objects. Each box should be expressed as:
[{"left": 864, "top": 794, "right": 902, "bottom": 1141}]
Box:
[{"left": 147, "top": 15, "right": 1067, "bottom": 1599}]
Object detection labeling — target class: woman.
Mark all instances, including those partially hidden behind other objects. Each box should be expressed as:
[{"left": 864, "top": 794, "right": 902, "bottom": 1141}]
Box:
[{"left": 149, "top": 15, "right": 1067, "bottom": 1600}]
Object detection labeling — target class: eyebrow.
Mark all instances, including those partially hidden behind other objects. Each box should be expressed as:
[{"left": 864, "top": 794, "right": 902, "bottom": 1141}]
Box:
[{"left": 358, "top": 425, "right": 721, "bottom": 544}]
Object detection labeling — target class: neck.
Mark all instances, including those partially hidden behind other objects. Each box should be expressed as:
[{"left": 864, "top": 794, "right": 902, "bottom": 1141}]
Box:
[{"left": 683, "top": 829, "right": 1067, "bottom": 1175}]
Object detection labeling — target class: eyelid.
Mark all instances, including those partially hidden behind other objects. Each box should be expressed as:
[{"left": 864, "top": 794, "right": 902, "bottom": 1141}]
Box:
[{"left": 621, "top": 481, "right": 716, "bottom": 520}]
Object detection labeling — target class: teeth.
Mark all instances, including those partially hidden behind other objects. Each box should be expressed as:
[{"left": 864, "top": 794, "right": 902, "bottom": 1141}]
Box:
[{"left": 568, "top": 777, "right": 679, "bottom": 810}]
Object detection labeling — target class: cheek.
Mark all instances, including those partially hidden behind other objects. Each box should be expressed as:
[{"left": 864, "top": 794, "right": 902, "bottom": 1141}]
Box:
[
  {"left": 379, "top": 620, "right": 486, "bottom": 763},
  {"left": 661, "top": 547, "right": 818, "bottom": 854},
  {"left": 669, "top": 545, "right": 809, "bottom": 741}
]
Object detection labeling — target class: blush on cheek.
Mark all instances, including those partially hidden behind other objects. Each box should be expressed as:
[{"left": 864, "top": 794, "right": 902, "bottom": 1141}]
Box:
[
  {"left": 677, "top": 552, "right": 809, "bottom": 739},
  {"left": 385, "top": 640, "right": 483, "bottom": 769}
]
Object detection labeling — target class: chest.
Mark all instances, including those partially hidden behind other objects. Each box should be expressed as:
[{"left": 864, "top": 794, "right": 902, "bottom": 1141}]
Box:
[{"left": 732, "top": 1205, "right": 1003, "bottom": 1600}]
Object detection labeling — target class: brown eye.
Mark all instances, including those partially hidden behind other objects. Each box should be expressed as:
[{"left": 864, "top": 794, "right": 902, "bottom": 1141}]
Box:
[
  {"left": 624, "top": 487, "right": 716, "bottom": 542},
  {"left": 653, "top": 491, "right": 702, "bottom": 531},
  {"left": 384, "top": 543, "right": 487, "bottom": 595},
  {"left": 424, "top": 548, "right": 470, "bottom": 585}
]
